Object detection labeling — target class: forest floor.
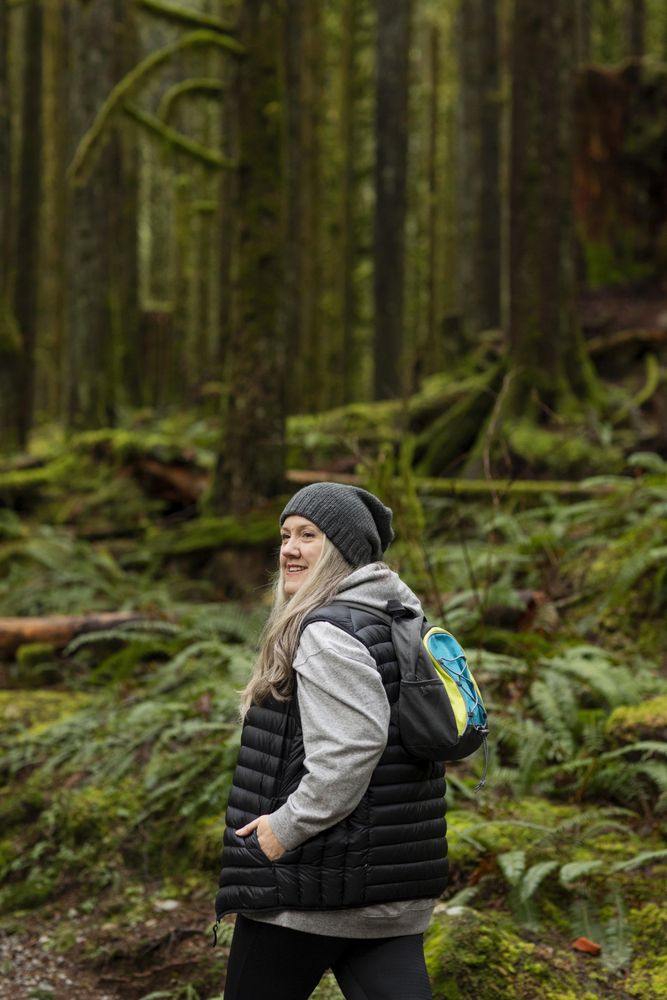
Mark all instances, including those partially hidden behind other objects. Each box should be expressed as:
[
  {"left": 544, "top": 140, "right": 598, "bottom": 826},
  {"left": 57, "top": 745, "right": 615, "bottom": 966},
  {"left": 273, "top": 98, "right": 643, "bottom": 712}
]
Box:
[
  {"left": 2, "top": 362, "right": 667, "bottom": 1000},
  {"left": 0, "top": 883, "right": 230, "bottom": 1000}
]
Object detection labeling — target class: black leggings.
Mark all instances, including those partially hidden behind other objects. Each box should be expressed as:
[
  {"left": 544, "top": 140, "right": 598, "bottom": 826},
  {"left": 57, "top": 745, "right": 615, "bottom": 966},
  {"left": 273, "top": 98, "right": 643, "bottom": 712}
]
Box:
[{"left": 223, "top": 915, "right": 433, "bottom": 1000}]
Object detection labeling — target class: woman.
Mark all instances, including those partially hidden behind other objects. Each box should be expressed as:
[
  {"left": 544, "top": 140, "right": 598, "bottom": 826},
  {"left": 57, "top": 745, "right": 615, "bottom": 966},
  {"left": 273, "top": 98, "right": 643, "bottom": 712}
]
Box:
[{"left": 214, "top": 483, "right": 447, "bottom": 1000}]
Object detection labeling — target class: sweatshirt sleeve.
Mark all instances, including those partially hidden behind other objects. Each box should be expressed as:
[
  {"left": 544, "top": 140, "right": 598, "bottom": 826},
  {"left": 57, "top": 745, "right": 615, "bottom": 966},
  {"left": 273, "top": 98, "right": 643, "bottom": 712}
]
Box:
[{"left": 267, "top": 620, "right": 390, "bottom": 851}]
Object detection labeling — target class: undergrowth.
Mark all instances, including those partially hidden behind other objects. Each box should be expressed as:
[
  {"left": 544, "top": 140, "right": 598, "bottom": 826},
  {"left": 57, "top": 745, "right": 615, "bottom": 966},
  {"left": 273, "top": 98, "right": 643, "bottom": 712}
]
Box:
[{"left": 2, "top": 438, "right": 667, "bottom": 995}]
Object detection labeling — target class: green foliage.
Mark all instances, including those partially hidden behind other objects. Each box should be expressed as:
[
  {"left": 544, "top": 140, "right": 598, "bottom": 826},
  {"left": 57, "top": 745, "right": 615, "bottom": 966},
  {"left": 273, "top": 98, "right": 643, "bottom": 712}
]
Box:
[{"left": 0, "top": 612, "right": 256, "bottom": 913}]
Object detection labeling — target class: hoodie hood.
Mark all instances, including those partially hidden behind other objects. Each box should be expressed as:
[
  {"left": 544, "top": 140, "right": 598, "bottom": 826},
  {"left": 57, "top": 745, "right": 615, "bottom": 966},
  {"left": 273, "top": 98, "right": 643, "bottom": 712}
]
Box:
[{"left": 333, "top": 562, "right": 423, "bottom": 616}]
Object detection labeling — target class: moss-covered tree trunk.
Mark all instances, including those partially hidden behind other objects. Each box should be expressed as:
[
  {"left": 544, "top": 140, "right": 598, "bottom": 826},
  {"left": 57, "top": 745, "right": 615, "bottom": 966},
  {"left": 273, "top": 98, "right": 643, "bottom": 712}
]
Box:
[
  {"left": 508, "top": 0, "right": 595, "bottom": 414},
  {"left": 282, "top": 0, "right": 304, "bottom": 416},
  {"left": 299, "top": 3, "right": 324, "bottom": 412},
  {"left": 0, "top": 0, "right": 19, "bottom": 453},
  {"left": 338, "top": 0, "right": 361, "bottom": 406},
  {"left": 575, "top": 0, "right": 592, "bottom": 62},
  {"left": 9, "top": 0, "right": 43, "bottom": 450},
  {"left": 373, "top": 0, "right": 410, "bottom": 400},
  {"left": 424, "top": 21, "right": 441, "bottom": 372},
  {"left": 64, "top": 0, "right": 138, "bottom": 430},
  {"left": 211, "top": 0, "right": 285, "bottom": 513},
  {"left": 457, "top": 0, "right": 501, "bottom": 339},
  {"left": 40, "top": 0, "right": 67, "bottom": 421},
  {"left": 626, "top": 0, "right": 646, "bottom": 57}
]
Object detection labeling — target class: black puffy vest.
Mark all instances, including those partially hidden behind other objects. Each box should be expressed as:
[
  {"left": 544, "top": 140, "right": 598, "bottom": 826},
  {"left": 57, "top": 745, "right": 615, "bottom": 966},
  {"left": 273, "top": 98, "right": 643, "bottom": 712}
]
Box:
[{"left": 215, "top": 603, "right": 448, "bottom": 919}]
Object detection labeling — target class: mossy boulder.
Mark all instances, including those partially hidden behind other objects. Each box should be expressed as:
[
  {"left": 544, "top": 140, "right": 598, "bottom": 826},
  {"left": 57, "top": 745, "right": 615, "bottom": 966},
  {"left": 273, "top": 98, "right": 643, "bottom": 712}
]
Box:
[
  {"left": 426, "top": 908, "right": 592, "bottom": 1000},
  {"left": 606, "top": 695, "right": 667, "bottom": 744}
]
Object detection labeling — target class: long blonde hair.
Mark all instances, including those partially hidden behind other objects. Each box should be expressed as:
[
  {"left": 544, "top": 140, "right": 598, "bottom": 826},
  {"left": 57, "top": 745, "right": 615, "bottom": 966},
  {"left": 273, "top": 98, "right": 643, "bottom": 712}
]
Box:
[{"left": 241, "top": 535, "right": 352, "bottom": 714}]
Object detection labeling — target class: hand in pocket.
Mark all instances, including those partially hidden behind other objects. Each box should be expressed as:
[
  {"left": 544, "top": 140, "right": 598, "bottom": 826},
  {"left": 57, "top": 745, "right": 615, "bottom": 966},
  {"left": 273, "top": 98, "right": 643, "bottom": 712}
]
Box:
[{"left": 236, "top": 815, "right": 287, "bottom": 860}]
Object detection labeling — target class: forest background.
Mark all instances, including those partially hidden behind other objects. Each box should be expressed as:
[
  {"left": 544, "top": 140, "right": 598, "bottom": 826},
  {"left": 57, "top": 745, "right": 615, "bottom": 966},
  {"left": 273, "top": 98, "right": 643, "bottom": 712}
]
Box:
[{"left": 2, "top": 0, "right": 667, "bottom": 998}]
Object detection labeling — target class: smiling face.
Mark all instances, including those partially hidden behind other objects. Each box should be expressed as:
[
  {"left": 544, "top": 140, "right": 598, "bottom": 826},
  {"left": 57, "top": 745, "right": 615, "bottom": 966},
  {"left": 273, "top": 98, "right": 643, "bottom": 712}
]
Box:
[{"left": 280, "top": 516, "right": 325, "bottom": 596}]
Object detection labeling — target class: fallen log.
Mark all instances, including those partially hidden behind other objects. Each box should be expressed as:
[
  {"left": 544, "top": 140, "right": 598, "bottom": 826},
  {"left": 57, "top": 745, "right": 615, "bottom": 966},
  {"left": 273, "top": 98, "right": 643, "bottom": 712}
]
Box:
[
  {"left": 287, "top": 471, "right": 635, "bottom": 497},
  {"left": 0, "top": 612, "right": 151, "bottom": 658}
]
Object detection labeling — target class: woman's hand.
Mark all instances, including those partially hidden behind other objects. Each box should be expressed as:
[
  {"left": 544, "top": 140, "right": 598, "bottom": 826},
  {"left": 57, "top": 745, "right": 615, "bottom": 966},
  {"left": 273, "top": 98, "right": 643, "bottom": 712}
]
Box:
[{"left": 236, "top": 815, "right": 287, "bottom": 861}]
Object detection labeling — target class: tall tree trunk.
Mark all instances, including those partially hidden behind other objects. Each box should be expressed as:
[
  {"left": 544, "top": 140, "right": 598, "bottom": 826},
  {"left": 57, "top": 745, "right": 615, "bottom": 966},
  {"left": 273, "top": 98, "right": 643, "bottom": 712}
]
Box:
[
  {"left": 457, "top": 0, "right": 501, "bottom": 339},
  {"left": 217, "top": 49, "right": 238, "bottom": 378},
  {"left": 626, "top": 0, "right": 645, "bottom": 57},
  {"left": 338, "top": 0, "right": 359, "bottom": 405},
  {"left": 0, "top": 0, "right": 8, "bottom": 280},
  {"left": 298, "top": 2, "right": 323, "bottom": 412},
  {"left": 64, "top": 0, "right": 138, "bottom": 429},
  {"left": 576, "top": 0, "right": 592, "bottom": 62},
  {"left": 211, "top": 0, "right": 284, "bottom": 513},
  {"left": 282, "top": 0, "right": 303, "bottom": 415},
  {"left": 508, "top": 0, "right": 595, "bottom": 413},
  {"left": 0, "top": 0, "right": 20, "bottom": 453},
  {"left": 424, "top": 21, "right": 440, "bottom": 372},
  {"left": 11, "top": 0, "right": 43, "bottom": 449},
  {"left": 40, "top": 0, "right": 67, "bottom": 420},
  {"left": 373, "top": 0, "right": 410, "bottom": 400}
]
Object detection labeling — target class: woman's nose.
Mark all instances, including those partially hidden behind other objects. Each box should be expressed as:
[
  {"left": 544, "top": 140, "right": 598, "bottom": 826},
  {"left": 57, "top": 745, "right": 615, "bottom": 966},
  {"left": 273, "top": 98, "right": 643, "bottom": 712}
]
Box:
[{"left": 282, "top": 537, "right": 300, "bottom": 557}]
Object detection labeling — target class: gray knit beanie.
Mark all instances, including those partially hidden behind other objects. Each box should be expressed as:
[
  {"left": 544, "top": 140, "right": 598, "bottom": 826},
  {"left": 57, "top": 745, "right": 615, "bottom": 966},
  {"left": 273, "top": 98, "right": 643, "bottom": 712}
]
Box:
[{"left": 280, "top": 482, "right": 394, "bottom": 568}]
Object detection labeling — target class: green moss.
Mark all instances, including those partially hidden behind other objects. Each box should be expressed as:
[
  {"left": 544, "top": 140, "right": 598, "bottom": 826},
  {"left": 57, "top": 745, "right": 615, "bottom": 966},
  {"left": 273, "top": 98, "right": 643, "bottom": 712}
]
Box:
[
  {"left": 505, "top": 420, "right": 624, "bottom": 477},
  {"left": 626, "top": 904, "right": 667, "bottom": 999},
  {"left": 0, "top": 690, "right": 90, "bottom": 737},
  {"left": 0, "top": 867, "right": 56, "bottom": 913},
  {"left": 582, "top": 236, "right": 653, "bottom": 290},
  {"left": 426, "top": 909, "right": 584, "bottom": 1000},
  {"left": 13, "top": 643, "right": 61, "bottom": 687},
  {"left": 606, "top": 695, "right": 667, "bottom": 744},
  {"left": 152, "top": 505, "right": 283, "bottom": 557},
  {"left": 15, "top": 643, "right": 56, "bottom": 668}
]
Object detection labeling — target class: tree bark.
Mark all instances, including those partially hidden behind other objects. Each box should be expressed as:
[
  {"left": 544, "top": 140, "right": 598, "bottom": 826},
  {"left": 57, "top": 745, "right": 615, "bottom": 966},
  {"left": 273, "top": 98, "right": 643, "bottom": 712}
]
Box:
[
  {"left": 282, "top": 0, "right": 304, "bottom": 415},
  {"left": 64, "top": 0, "right": 139, "bottom": 429},
  {"left": 373, "top": 0, "right": 410, "bottom": 400},
  {"left": 575, "top": 0, "right": 592, "bottom": 63},
  {"left": 0, "top": 0, "right": 20, "bottom": 454},
  {"left": 457, "top": 0, "right": 501, "bottom": 339},
  {"left": 424, "top": 22, "right": 440, "bottom": 371},
  {"left": 626, "top": 0, "right": 646, "bottom": 58},
  {"left": 0, "top": 0, "right": 9, "bottom": 281},
  {"left": 338, "top": 0, "right": 359, "bottom": 405},
  {"left": 211, "top": 0, "right": 285, "bottom": 512},
  {"left": 508, "top": 0, "right": 595, "bottom": 413},
  {"left": 12, "top": 0, "right": 43, "bottom": 449}
]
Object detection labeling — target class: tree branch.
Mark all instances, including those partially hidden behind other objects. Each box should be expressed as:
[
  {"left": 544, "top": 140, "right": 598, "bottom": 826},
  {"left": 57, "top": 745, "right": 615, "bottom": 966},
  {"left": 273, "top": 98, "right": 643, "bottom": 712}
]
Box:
[
  {"left": 67, "top": 30, "right": 243, "bottom": 185},
  {"left": 124, "top": 103, "right": 236, "bottom": 170},
  {"left": 139, "top": 0, "right": 236, "bottom": 34},
  {"left": 157, "top": 77, "right": 226, "bottom": 124}
]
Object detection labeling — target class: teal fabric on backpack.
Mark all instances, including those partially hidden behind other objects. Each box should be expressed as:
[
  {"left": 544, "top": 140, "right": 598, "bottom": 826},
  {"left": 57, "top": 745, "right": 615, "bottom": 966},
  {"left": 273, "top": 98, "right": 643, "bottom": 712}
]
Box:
[{"left": 423, "top": 629, "right": 488, "bottom": 734}]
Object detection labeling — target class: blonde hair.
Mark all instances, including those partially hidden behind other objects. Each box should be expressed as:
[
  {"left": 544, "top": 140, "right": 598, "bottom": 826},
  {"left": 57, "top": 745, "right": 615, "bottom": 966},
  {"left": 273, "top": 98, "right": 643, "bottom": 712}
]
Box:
[{"left": 241, "top": 535, "right": 353, "bottom": 715}]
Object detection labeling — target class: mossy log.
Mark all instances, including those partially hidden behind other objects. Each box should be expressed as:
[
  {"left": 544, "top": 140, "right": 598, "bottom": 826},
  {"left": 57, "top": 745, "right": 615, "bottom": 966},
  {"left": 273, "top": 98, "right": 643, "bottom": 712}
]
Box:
[
  {"left": 288, "top": 470, "right": 632, "bottom": 497},
  {"left": 0, "top": 612, "right": 150, "bottom": 658}
]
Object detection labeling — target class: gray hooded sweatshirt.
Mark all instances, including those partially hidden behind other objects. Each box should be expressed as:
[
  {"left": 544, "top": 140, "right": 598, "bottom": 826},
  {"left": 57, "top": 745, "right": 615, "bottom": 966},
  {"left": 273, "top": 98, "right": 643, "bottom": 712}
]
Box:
[{"left": 247, "top": 563, "right": 439, "bottom": 938}]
